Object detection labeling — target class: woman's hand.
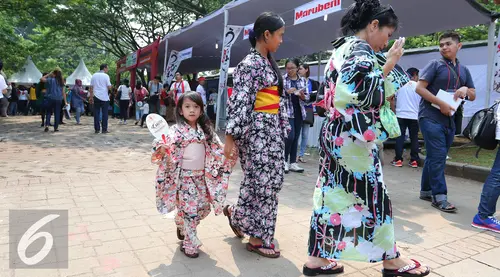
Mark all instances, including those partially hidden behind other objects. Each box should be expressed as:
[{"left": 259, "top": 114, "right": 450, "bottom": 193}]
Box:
[
  {"left": 299, "top": 89, "right": 306, "bottom": 100},
  {"left": 384, "top": 37, "right": 405, "bottom": 77},
  {"left": 224, "top": 135, "right": 235, "bottom": 159},
  {"left": 287, "top": 88, "right": 297, "bottom": 95}
]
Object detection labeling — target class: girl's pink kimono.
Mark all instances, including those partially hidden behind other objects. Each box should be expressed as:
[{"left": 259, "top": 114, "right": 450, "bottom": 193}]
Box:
[{"left": 151, "top": 123, "right": 237, "bottom": 253}]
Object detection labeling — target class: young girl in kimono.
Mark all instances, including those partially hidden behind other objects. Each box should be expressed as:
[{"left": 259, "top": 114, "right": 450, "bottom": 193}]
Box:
[
  {"left": 223, "top": 12, "right": 289, "bottom": 259},
  {"left": 151, "top": 91, "right": 236, "bottom": 258}
]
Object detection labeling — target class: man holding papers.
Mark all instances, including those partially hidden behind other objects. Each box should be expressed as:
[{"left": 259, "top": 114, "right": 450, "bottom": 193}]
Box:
[{"left": 416, "top": 31, "right": 476, "bottom": 213}]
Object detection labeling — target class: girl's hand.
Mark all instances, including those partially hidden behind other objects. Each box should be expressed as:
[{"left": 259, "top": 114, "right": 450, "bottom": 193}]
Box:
[{"left": 224, "top": 135, "right": 235, "bottom": 159}]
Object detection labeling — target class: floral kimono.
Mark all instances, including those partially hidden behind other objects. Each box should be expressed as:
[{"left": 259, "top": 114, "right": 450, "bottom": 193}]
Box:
[
  {"left": 152, "top": 123, "right": 236, "bottom": 252},
  {"left": 308, "top": 37, "right": 409, "bottom": 262},
  {"left": 226, "top": 48, "right": 290, "bottom": 247}
]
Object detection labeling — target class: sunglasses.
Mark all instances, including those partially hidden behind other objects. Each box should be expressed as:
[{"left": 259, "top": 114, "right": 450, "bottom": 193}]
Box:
[{"left": 371, "top": 5, "right": 395, "bottom": 20}]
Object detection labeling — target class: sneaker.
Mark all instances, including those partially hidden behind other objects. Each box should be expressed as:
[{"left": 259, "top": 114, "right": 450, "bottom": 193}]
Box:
[
  {"left": 285, "top": 163, "right": 290, "bottom": 174},
  {"left": 44, "top": 127, "right": 49, "bottom": 132},
  {"left": 409, "top": 161, "right": 418, "bottom": 168},
  {"left": 289, "top": 163, "right": 304, "bottom": 173},
  {"left": 123, "top": 121, "right": 127, "bottom": 125},
  {"left": 471, "top": 214, "right": 500, "bottom": 233},
  {"left": 304, "top": 152, "right": 311, "bottom": 156},
  {"left": 391, "top": 160, "right": 403, "bottom": 167}
]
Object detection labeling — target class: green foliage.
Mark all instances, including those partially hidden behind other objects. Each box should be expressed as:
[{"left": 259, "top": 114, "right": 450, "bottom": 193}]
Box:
[{"left": 0, "top": 0, "right": 229, "bottom": 84}]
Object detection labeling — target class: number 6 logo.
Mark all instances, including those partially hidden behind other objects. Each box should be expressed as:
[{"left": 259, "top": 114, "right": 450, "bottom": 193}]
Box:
[{"left": 17, "top": 214, "right": 60, "bottom": 265}]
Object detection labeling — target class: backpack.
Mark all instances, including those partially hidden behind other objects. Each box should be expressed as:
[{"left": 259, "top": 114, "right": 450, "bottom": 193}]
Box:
[{"left": 463, "top": 102, "right": 499, "bottom": 157}]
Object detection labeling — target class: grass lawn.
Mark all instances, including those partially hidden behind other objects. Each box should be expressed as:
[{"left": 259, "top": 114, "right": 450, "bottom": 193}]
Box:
[{"left": 424, "top": 146, "right": 496, "bottom": 168}]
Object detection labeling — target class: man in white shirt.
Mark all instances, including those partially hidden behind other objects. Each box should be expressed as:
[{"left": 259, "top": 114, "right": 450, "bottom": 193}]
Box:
[
  {"left": 196, "top": 77, "right": 207, "bottom": 106},
  {"left": 148, "top": 75, "right": 162, "bottom": 114},
  {"left": 0, "top": 60, "right": 9, "bottom": 117},
  {"left": 90, "top": 64, "right": 113, "bottom": 134},
  {"left": 392, "top": 68, "right": 422, "bottom": 168},
  {"left": 169, "top": 71, "right": 191, "bottom": 103}
]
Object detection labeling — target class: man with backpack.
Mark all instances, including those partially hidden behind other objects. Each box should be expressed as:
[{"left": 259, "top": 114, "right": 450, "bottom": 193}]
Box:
[{"left": 416, "top": 31, "right": 476, "bottom": 213}]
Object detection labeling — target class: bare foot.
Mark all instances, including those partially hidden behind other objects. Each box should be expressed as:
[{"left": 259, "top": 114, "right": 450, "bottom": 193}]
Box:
[
  {"left": 248, "top": 237, "right": 279, "bottom": 255},
  {"left": 383, "top": 257, "right": 430, "bottom": 275},
  {"left": 305, "top": 256, "right": 343, "bottom": 270}
]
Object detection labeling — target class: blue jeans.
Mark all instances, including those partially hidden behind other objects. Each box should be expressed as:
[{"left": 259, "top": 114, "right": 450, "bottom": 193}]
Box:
[
  {"left": 75, "top": 103, "right": 84, "bottom": 124},
  {"left": 478, "top": 147, "right": 500, "bottom": 219},
  {"left": 285, "top": 117, "right": 303, "bottom": 164},
  {"left": 135, "top": 103, "right": 144, "bottom": 121},
  {"left": 45, "top": 99, "right": 62, "bottom": 130},
  {"left": 299, "top": 123, "right": 310, "bottom": 157},
  {"left": 93, "top": 97, "right": 109, "bottom": 132},
  {"left": 420, "top": 118, "right": 455, "bottom": 202},
  {"left": 9, "top": 102, "right": 17, "bottom": 116}
]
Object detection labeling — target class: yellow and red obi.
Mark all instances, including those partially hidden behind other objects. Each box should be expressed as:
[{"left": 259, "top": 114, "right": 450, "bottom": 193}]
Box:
[{"left": 254, "top": 86, "right": 280, "bottom": 114}]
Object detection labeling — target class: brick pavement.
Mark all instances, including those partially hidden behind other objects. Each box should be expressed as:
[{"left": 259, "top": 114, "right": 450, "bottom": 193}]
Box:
[{"left": 0, "top": 116, "right": 499, "bottom": 277}]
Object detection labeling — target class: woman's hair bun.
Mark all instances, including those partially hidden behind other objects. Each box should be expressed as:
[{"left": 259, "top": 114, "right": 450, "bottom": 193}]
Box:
[
  {"left": 341, "top": 0, "right": 386, "bottom": 36},
  {"left": 354, "top": 0, "right": 380, "bottom": 10}
]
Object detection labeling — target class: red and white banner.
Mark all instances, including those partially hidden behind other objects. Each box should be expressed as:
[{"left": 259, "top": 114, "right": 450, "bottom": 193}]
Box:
[
  {"left": 242, "top": 23, "right": 254, "bottom": 40},
  {"left": 294, "top": 0, "right": 341, "bottom": 25}
]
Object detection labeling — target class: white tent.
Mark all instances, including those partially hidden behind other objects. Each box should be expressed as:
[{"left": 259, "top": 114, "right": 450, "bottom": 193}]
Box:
[
  {"left": 9, "top": 56, "right": 42, "bottom": 85},
  {"left": 66, "top": 59, "right": 92, "bottom": 86}
]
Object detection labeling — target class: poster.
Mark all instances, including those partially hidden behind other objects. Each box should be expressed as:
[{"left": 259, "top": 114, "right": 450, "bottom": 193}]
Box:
[
  {"left": 164, "top": 47, "right": 193, "bottom": 85},
  {"left": 294, "top": 0, "right": 341, "bottom": 25},
  {"left": 125, "top": 51, "right": 138, "bottom": 68},
  {"left": 218, "top": 25, "right": 243, "bottom": 96},
  {"left": 164, "top": 50, "right": 179, "bottom": 86},
  {"left": 242, "top": 23, "right": 254, "bottom": 40}
]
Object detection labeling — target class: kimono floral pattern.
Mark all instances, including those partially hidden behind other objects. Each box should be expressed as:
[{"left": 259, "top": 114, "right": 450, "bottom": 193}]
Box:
[
  {"left": 308, "top": 37, "right": 409, "bottom": 262},
  {"left": 152, "top": 123, "right": 237, "bottom": 252},
  {"left": 226, "top": 48, "right": 290, "bottom": 247}
]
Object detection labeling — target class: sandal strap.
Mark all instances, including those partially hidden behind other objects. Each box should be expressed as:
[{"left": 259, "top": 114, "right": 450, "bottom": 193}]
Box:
[
  {"left": 320, "top": 261, "right": 338, "bottom": 270},
  {"left": 251, "top": 243, "right": 277, "bottom": 250},
  {"left": 398, "top": 259, "right": 421, "bottom": 273},
  {"left": 436, "top": 200, "right": 455, "bottom": 209}
]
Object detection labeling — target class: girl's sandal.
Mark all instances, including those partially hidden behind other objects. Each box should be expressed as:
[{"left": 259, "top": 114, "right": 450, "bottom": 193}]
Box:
[
  {"left": 382, "top": 259, "right": 430, "bottom": 277},
  {"left": 246, "top": 243, "right": 280, "bottom": 259},
  {"left": 223, "top": 205, "right": 244, "bottom": 238},
  {"left": 303, "top": 261, "right": 344, "bottom": 276},
  {"left": 176, "top": 228, "right": 184, "bottom": 241},
  {"left": 180, "top": 246, "right": 199, "bottom": 258}
]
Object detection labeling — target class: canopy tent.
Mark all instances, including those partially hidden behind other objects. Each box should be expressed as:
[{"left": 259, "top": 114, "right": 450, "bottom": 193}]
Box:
[
  {"left": 156, "top": 0, "right": 496, "bottom": 75},
  {"left": 9, "top": 56, "right": 42, "bottom": 85},
  {"left": 66, "top": 59, "right": 93, "bottom": 86}
]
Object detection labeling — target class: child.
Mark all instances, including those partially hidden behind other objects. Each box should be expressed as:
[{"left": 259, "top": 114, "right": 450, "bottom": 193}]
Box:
[
  {"left": 139, "top": 97, "right": 149, "bottom": 128},
  {"left": 151, "top": 91, "right": 237, "bottom": 258}
]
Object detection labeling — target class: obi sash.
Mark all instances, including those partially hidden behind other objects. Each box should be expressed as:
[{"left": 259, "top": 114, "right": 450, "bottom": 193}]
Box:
[{"left": 254, "top": 86, "right": 279, "bottom": 114}]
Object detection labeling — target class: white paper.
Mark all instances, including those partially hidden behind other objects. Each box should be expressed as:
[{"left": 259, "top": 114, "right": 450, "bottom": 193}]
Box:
[{"left": 431, "top": 89, "right": 463, "bottom": 116}]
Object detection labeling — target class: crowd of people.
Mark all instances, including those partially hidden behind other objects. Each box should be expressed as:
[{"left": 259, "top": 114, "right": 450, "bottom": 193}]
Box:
[{"left": 0, "top": 63, "right": 220, "bottom": 134}]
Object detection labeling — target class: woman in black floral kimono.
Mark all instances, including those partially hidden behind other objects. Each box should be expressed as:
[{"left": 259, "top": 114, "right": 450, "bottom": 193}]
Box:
[
  {"left": 302, "top": 1, "right": 430, "bottom": 276},
  {"left": 223, "top": 12, "right": 289, "bottom": 258}
]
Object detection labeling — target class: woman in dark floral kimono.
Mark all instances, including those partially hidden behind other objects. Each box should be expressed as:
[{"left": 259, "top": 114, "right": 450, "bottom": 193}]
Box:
[
  {"left": 223, "top": 12, "right": 289, "bottom": 259},
  {"left": 303, "top": 1, "right": 430, "bottom": 276}
]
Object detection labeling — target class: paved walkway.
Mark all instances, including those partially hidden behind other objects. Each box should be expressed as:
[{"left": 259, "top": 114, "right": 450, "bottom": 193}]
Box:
[{"left": 0, "top": 115, "right": 499, "bottom": 277}]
